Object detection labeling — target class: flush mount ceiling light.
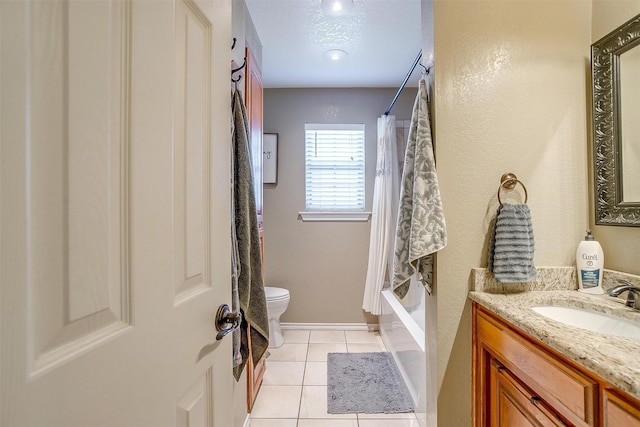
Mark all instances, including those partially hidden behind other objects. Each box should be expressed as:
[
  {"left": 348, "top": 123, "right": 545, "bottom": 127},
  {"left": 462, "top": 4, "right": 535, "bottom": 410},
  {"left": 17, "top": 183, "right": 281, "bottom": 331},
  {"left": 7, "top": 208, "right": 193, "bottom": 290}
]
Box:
[
  {"left": 324, "top": 49, "right": 348, "bottom": 62},
  {"left": 321, "top": 0, "right": 354, "bottom": 15}
]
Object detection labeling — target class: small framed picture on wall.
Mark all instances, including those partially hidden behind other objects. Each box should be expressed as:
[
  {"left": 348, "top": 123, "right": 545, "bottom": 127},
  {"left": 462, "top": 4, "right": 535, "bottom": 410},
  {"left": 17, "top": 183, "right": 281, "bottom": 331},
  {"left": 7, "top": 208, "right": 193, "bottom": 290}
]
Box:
[{"left": 263, "top": 133, "right": 278, "bottom": 184}]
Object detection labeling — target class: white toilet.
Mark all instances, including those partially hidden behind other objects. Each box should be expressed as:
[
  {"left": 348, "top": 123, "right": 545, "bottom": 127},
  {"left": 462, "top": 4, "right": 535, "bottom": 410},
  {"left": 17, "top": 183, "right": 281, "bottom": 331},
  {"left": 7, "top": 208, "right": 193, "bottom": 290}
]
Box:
[{"left": 264, "top": 286, "right": 290, "bottom": 348}]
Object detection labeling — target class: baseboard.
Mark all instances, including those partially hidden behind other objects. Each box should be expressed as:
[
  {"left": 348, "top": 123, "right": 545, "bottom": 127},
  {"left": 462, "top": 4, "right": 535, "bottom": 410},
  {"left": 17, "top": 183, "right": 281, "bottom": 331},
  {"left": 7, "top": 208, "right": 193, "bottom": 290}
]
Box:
[{"left": 280, "top": 322, "right": 379, "bottom": 331}]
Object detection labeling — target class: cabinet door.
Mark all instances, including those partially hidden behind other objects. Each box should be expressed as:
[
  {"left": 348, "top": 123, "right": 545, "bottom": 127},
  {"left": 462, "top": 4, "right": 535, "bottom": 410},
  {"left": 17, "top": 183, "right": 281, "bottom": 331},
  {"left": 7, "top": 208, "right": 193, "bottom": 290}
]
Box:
[
  {"left": 245, "top": 46, "right": 263, "bottom": 219},
  {"left": 604, "top": 389, "right": 640, "bottom": 427},
  {"left": 490, "top": 360, "right": 568, "bottom": 427},
  {"left": 243, "top": 45, "right": 266, "bottom": 411}
]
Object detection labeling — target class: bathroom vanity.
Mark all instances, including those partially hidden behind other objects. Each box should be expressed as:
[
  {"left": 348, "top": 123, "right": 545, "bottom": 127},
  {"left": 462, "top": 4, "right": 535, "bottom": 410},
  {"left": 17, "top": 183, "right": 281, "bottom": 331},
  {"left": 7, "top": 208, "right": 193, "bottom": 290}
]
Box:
[{"left": 469, "top": 269, "right": 640, "bottom": 427}]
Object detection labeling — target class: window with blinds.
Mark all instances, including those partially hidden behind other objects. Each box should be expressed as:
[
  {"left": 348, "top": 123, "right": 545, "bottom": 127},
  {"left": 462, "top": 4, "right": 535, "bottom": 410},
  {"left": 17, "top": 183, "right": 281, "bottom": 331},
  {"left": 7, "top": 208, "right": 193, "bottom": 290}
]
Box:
[{"left": 304, "top": 123, "right": 365, "bottom": 212}]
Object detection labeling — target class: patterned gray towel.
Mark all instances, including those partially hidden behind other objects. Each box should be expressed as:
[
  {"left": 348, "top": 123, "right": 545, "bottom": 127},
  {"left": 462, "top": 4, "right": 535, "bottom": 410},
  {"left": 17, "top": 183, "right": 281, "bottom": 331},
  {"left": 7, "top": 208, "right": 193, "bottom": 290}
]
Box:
[
  {"left": 488, "top": 203, "right": 536, "bottom": 283},
  {"left": 392, "top": 77, "right": 447, "bottom": 297}
]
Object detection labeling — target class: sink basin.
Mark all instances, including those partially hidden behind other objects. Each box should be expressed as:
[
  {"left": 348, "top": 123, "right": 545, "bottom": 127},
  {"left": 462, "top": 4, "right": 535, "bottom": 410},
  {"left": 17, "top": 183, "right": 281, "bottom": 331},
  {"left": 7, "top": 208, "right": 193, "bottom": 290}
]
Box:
[{"left": 531, "top": 305, "right": 640, "bottom": 339}]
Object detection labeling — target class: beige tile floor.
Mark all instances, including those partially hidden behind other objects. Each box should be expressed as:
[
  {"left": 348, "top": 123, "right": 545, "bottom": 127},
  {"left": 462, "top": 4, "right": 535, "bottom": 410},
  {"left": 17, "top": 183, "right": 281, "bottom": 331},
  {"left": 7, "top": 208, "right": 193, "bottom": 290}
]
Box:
[{"left": 249, "top": 329, "right": 420, "bottom": 427}]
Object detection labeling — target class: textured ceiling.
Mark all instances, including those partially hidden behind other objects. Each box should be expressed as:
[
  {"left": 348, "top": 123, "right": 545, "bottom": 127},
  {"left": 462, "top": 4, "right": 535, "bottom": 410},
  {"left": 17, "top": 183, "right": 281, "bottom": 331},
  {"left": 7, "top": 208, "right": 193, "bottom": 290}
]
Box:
[{"left": 245, "top": 0, "right": 422, "bottom": 88}]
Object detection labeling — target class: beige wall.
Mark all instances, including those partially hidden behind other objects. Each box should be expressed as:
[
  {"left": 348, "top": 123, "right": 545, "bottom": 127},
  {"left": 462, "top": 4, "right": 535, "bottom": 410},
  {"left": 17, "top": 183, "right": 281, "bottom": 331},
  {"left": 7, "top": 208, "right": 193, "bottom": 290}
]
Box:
[
  {"left": 591, "top": 1, "right": 640, "bottom": 275},
  {"left": 433, "top": 2, "right": 591, "bottom": 425},
  {"left": 231, "top": 0, "right": 261, "bottom": 68},
  {"left": 262, "top": 88, "right": 415, "bottom": 324}
]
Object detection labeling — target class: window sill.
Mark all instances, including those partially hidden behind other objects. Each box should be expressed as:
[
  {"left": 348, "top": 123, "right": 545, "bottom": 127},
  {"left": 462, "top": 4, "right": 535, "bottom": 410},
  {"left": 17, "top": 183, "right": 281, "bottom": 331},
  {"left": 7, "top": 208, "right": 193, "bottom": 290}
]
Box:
[{"left": 298, "top": 211, "right": 371, "bottom": 222}]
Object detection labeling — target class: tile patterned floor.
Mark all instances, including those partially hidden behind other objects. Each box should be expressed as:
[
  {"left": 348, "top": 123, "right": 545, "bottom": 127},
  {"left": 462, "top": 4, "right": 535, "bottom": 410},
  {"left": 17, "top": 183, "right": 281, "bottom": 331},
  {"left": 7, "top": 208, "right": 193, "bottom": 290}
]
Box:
[{"left": 248, "top": 329, "right": 421, "bottom": 427}]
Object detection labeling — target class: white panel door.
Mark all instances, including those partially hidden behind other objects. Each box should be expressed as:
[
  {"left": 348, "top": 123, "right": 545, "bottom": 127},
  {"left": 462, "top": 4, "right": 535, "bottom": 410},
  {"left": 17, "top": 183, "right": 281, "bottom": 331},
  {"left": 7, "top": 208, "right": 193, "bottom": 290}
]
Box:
[{"left": 0, "top": 0, "right": 234, "bottom": 426}]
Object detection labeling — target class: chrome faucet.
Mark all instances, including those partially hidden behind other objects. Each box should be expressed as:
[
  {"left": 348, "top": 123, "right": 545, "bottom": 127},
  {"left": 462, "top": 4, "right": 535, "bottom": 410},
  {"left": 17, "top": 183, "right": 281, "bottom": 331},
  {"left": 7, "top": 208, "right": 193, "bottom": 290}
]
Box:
[{"left": 607, "top": 279, "right": 640, "bottom": 311}]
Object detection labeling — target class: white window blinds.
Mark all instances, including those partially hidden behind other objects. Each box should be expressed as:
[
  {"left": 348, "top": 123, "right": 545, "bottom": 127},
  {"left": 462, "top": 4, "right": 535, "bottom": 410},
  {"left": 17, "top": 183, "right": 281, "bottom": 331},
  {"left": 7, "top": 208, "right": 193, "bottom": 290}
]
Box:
[{"left": 304, "top": 123, "right": 365, "bottom": 211}]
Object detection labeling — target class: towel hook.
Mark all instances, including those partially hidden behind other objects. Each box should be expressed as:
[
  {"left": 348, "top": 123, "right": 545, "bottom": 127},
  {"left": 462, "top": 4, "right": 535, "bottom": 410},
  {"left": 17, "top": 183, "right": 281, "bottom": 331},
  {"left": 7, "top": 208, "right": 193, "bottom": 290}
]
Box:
[
  {"left": 231, "top": 57, "right": 246, "bottom": 83},
  {"left": 498, "top": 172, "right": 528, "bottom": 206}
]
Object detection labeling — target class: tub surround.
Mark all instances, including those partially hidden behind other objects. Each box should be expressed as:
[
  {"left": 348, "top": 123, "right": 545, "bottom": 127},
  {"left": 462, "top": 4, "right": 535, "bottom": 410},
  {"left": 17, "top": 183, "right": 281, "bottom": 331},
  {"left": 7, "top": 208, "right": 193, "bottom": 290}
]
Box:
[
  {"left": 379, "top": 289, "right": 426, "bottom": 427},
  {"left": 469, "top": 267, "right": 640, "bottom": 400}
]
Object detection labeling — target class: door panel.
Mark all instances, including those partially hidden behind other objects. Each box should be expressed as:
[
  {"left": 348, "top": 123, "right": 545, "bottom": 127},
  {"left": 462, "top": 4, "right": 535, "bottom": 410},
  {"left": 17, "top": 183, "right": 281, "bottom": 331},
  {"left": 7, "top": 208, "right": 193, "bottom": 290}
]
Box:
[
  {"left": 1, "top": 0, "right": 233, "bottom": 425},
  {"left": 176, "top": 370, "right": 213, "bottom": 427},
  {"left": 174, "top": 0, "right": 212, "bottom": 303},
  {"left": 27, "top": 0, "right": 131, "bottom": 378}
]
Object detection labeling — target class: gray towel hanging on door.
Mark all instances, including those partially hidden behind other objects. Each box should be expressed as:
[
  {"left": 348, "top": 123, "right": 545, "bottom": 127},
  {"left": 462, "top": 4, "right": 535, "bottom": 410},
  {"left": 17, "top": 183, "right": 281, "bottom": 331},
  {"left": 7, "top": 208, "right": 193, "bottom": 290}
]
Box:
[{"left": 231, "top": 88, "right": 269, "bottom": 381}]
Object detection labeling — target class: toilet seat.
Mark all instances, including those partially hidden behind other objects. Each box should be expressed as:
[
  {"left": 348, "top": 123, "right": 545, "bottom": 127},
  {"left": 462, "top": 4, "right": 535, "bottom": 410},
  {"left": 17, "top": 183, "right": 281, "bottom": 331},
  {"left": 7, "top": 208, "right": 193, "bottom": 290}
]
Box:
[{"left": 265, "top": 286, "right": 289, "bottom": 301}]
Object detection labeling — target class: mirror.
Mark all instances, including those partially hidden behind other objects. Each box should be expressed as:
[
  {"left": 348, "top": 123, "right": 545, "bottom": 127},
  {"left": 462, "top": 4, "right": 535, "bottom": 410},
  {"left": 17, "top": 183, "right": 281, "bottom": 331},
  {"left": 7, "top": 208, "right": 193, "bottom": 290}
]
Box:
[
  {"left": 620, "top": 46, "right": 640, "bottom": 201},
  {"left": 592, "top": 13, "right": 640, "bottom": 226}
]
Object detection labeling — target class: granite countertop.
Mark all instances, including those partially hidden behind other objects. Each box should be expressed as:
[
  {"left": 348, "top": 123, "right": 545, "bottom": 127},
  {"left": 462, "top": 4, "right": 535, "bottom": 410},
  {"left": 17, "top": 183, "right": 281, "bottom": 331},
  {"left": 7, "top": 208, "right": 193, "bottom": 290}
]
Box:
[{"left": 469, "top": 288, "right": 640, "bottom": 400}]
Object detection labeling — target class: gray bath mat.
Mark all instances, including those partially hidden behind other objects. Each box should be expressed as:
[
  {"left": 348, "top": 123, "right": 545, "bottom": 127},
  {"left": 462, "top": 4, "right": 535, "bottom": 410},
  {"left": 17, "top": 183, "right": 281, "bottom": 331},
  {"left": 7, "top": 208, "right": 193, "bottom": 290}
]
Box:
[{"left": 327, "top": 352, "right": 414, "bottom": 414}]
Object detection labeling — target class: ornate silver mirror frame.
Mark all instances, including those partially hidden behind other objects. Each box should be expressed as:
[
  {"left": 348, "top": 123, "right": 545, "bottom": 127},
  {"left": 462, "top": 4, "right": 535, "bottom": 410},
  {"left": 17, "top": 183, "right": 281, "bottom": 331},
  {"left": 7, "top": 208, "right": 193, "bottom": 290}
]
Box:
[{"left": 592, "top": 13, "right": 640, "bottom": 226}]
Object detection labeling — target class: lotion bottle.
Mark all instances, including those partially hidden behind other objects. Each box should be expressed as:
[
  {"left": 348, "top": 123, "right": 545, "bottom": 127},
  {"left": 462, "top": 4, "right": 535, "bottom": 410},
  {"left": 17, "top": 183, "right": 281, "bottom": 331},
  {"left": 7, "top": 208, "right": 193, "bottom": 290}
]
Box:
[{"left": 576, "top": 229, "right": 604, "bottom": 294}]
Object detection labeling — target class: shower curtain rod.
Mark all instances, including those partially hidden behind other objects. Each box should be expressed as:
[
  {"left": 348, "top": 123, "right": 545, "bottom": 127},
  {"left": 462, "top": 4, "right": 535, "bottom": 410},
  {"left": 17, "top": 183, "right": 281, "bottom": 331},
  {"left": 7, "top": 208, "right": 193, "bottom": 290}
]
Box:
[{"left": 384, "top": 50, "right": 423, "bottom": 116}]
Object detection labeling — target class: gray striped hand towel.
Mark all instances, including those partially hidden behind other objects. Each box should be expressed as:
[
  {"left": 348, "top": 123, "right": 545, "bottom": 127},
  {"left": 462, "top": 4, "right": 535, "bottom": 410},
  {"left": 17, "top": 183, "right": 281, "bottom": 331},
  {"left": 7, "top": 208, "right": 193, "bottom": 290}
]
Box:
[{"left": 488, "top": 203, "right": 536, "bottom": 283}]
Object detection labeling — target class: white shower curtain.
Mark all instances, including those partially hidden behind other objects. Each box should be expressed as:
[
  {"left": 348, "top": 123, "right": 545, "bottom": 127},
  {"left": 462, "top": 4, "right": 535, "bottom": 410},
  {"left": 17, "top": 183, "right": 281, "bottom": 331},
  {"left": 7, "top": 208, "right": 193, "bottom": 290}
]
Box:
[{"left": 362, "top": 115, "right": 400, "bottom": 314}]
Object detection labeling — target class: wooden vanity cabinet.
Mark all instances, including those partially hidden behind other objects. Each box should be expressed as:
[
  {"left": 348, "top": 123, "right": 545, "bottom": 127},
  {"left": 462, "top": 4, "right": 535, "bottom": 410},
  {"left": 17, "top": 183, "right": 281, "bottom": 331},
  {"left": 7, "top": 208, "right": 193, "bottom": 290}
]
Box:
[{"left": 473, "top": 302, "right": 640, "bottom": 427}]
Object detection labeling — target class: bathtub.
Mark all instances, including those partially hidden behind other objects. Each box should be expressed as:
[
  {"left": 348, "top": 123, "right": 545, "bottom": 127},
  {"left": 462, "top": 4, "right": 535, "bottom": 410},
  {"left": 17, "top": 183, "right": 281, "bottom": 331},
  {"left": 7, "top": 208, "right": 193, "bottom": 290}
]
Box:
[{"left": 380, "top": 283, "right": 426, "bottom": 426}]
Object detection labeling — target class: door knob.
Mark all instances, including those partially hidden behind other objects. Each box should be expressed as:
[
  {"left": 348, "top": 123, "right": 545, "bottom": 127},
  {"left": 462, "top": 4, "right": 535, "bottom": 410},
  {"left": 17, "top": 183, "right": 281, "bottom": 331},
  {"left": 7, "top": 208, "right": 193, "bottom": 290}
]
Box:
[{"left": 215, "top": 304, "right": 242, "bottom": 340}]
